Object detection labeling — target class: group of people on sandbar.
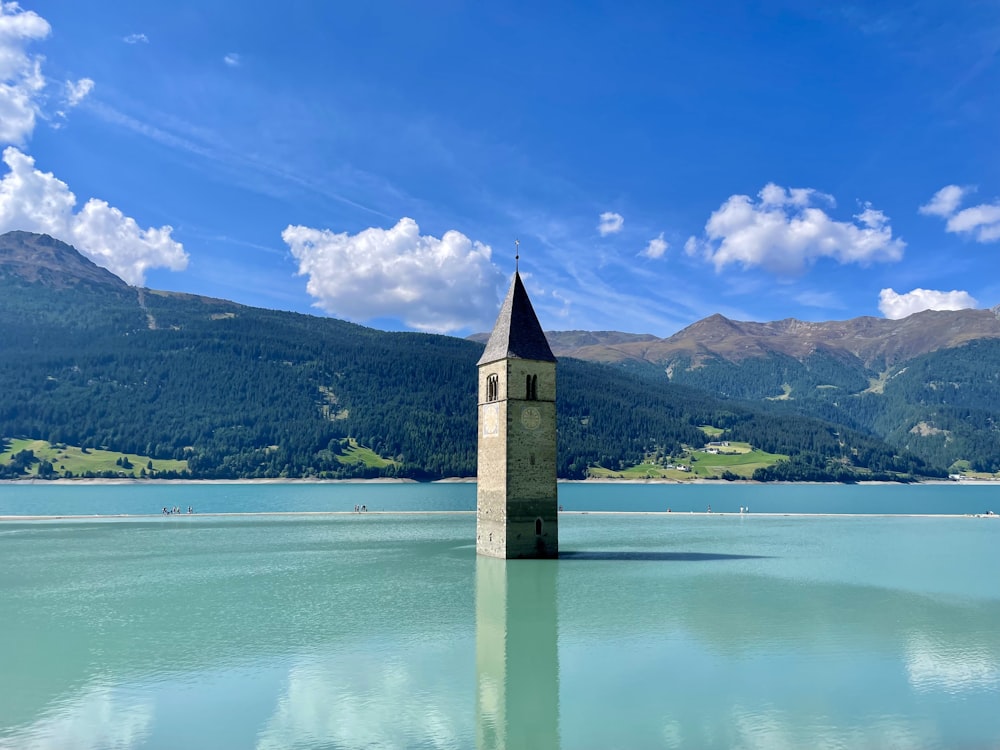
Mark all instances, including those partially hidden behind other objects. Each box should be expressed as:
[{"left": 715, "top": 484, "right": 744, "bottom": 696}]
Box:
[
  {"left": 353, "top": 505, "right": 367, "bottom": 513},
  {"left": 162, "top": 506, "right": 193, "bottom": 514},
  {"left": 701, "top": 505, "right": 749, "bottom": 514}
]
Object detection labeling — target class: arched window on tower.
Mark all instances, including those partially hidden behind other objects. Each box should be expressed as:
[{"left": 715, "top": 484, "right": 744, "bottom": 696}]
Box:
[
  {"left": 526, "top": 374, "right": 538, "bottom": 400},
  {"left": 487, "top": 374, "right": 498, "bottom": 402}
]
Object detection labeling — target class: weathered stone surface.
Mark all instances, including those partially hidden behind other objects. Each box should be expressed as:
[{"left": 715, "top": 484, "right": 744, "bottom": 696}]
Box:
[{"left": 476, "top": 274, "right": 558, "bottom": 559}]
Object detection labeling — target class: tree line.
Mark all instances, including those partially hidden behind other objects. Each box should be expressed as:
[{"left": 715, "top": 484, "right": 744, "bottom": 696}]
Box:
[{"left": 0, "top": 274, "right": 948, "bottom": 481}]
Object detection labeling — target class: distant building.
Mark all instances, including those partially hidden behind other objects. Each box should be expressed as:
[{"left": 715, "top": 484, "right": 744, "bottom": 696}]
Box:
[{"left": 477, "top": 271, "right": 558, "bottom": 559}]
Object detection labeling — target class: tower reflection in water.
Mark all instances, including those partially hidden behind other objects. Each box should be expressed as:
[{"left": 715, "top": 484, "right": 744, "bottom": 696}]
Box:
[{"left": 475, "top": 556, "right": 560, "bottom": 750}]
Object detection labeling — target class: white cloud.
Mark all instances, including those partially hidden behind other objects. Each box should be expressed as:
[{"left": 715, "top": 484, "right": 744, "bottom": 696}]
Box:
[
  {"left": 123, "top": 33, "right": 148, "bottom": 44},
  {"left": 948, "top": 203, "right": 1000, "bottom": 242},
  {"left": 65, "top": 77, "right": 94, "bottom": 107},
  {"left": 223, "top": 53, "right": 241, "bottom": 67},
  {"left": 0, "top": 147, "right": 188, "bottom": 284},
  {"left": 0, "top": 3, "right": 96, "bottom": 141},
  {"left": 919, "top": 185, "right": 971, "bottom": 218},
  {"left": 0, "top": 1, "right": 50, "bottom": 145},
  {"left": 282, "top": 217, "right": 505, "bottom": 333},
  {"left": 641, "top": 232, "right": 668, "bottom": 259},
  {"left": 597, "top": 211, "right": 623, "bottom": 236},
  {"left": 920, "top": 184, "right": 1000, "bottom": 243},
  {"left": 878, "top": 287, "right": 977, "bottom": 319},
  {"left": 688, "top": 183, "right": 905, "bottom": 273}
]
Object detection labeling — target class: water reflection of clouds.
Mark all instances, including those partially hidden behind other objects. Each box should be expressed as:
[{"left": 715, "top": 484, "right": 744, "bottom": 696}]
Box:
[
  {"left": 562, "top": 620, "right": 997, "bottom": 748},
  {"left": 0, "top": 684, "right": 152, "bottom": 750},
  {"left": 255, "top": 646, "right": 474, "bottom": 749},
  {"left": 905, "top": 634, "right": 1000, "bottom": 694},
  {"left": 727, "top": 708, "right": 934, "bottom": 750}
]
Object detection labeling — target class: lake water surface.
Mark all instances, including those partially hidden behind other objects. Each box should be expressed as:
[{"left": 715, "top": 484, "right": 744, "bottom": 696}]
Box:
[
  {"left": 2, "top": 479, "right": 1000, "bottom": 516},
  {"left": 2, "top": 483, "right": 999, "bottom": 748}
]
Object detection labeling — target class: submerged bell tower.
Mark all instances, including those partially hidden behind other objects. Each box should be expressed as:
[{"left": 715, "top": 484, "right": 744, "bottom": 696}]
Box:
[{"left": 477, "top": 266, "right": 558, "bottom": 559}]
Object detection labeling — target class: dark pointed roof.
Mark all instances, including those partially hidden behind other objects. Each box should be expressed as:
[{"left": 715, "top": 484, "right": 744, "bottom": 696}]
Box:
[{"left": 478, "top": 272, "right": 556, "bottom": 366}]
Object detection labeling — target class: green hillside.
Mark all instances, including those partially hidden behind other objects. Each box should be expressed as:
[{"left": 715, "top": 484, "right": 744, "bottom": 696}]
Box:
[
  {"left": 664, "top": 341, "right": 1000, "bottom": 474},
  {"left": 0, "top": 232, "right": 949, "bottom": 482},
  {"left": 0, "top": 438, "right": 188, "bottom": 479}
]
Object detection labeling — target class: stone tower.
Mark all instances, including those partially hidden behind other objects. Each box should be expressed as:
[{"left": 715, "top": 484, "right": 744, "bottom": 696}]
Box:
[{"left": 477, "top": 271, "right": 558, "bottom": 559}]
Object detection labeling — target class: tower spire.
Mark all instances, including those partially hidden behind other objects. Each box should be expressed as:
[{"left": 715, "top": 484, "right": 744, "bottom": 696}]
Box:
[
  {"left": 515, "top": 238, "right": 520, "bottom": 272},
  {"left": 477, "top": 272, "right": 556, "bottom": 366},
  {"left": 476, "top": 259, "right": 558, "bottom": 559}
]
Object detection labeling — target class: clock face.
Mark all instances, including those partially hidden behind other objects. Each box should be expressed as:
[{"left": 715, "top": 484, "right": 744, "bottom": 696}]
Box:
[
  {"left": 521, "top": 406, "right": 541, "bottom": 431},
  {"left": 482, "top": 402, "right": 500, "bottom": 437}
]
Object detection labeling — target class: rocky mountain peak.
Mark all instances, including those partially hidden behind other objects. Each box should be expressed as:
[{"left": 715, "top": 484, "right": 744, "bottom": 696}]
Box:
[
  {"left": 537, "top": 306, "right": 1000, "bottom": 372},
  {"left": 0, "top": 231, "right": 128, "bottom": 290}
]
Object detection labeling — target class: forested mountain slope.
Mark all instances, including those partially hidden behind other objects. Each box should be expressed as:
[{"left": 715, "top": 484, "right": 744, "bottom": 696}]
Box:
[
  {"left": 1, "top": 231, "right": 948, "bottom": 480},
  {"left": 525, "top": 308, "right": 1000, "bottom": 473}
]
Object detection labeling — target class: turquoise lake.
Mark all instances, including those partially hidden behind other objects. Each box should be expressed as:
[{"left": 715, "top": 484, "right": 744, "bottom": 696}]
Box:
[{"left": 2, "top": 482, "right": 999, "bottom": 748}]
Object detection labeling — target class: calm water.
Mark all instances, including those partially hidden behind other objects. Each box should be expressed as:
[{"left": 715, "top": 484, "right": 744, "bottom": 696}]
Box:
[
  {"left": 2, "top": 484, "right": 999, "bottom": 749},
  {"left": 1, "top": 479, "right": 1000, "bottom": 516}
]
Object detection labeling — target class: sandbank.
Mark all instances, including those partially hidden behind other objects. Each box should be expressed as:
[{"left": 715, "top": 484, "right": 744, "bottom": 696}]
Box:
[{"left": 2, "top": 510, "right": 997, "bottom": 522}]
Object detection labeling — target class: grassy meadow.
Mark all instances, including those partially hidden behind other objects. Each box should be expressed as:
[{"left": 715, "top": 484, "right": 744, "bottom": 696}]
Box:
[
  {"left": 588, "top": 432, "right": 787, "bottom": 481},
  {"left": 334, "top": 438, "right": 396, "bottom": 469},
  {"left": 0, "top": 438, "right": 188, "bottom": 478}
]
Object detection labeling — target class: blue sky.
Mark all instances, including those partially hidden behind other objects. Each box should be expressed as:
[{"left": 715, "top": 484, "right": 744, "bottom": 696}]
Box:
[{"left": 2, "top": 1, "right": 999, "bottom": 336}]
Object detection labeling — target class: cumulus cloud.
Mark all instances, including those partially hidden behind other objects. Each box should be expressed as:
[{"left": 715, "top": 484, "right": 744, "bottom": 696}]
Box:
[
  {"left": 597, "top": 211, "right": 623, "bottom": 236},
  {"left": 1, "top": 3, "right": 97, "bottom": 141},
  {"left": 65, "top": 77, "right": 94, "bottom": 107},
  {"left": 223, "top": 53, "right": 241, "bottom": 67},
  {"left": 919, "top": 185, "right": 970, "bottom": 218},
  {"left": 0, "top": 1, "right": 51, "bottom": 145},
  {"left": 641, "top": 232, "right": 668, "bottom": 259},
  {"left": 921, "top": 185, "right": 1000, "bottom": 243},
  {"left": 686, "top": 183, "right": 905, "bottom": 273},
  {"left": 0, "top": 9, "right": 178, "bottom": 285},
  {"left": 282, "top": 217, "right": 505, "bottom": 333},
  {"left": 878, "top": 287, "right": 977, "bottom": 319},
  {"left": 0, "top": 147, "right": 188, "bottom": 284},
  {"left": 123, "top": 32, "right": 148, "bottom": 44},
  {"left": 948, "top": 204, "right": 1000, "bottom": 242}
]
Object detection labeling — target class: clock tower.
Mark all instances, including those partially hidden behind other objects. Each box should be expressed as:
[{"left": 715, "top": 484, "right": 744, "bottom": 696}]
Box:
[{"left": 477, "top": 271, "right": 558, "bottom": 559}]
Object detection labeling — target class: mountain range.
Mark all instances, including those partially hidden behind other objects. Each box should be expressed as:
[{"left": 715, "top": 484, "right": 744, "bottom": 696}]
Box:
[
  {"left": 3, "top": 230, "right": 999, "bottom": 481},
  {"left": 539, "top": 309, "right": 1000, "bottom": 371}
]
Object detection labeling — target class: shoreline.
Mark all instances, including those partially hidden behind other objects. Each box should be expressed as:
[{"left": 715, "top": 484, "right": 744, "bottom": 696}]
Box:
[
  {"left": 2, "top": 477, "right": 998, "bottom": 486},
  {"left": 2, "top": 510, "right": 997, "bottom": 522},
  {"left": 0, "top": 477, "right": 426, "bottom": 486}
]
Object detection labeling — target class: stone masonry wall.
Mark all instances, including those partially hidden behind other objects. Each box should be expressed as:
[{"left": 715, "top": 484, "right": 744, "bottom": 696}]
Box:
[{"left": 477, "top": 358, "right": 558, "bottom": 559}]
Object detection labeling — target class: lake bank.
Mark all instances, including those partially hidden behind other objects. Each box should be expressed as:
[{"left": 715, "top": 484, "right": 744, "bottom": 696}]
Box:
[
  {"left": 4, "top": 509, "right": 999, "bottom": 522},
  {"left": 3, "top": 476, "right": 999, "bottom": 486}
]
